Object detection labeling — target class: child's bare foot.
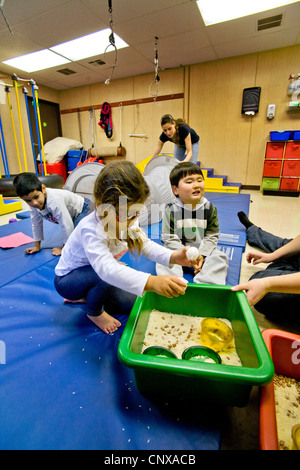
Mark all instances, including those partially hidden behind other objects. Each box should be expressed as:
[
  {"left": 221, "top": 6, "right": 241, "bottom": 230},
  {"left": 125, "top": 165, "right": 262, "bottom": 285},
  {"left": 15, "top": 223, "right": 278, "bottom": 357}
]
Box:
[
  {"left": 87, "top": 311, "right": 121, "bottom": 334},
  {"left": 64, "top": 298, "right": 86, "bottom": 304},
  {"left": 52, "top": 246, "right": 63, "bottom": 256}
]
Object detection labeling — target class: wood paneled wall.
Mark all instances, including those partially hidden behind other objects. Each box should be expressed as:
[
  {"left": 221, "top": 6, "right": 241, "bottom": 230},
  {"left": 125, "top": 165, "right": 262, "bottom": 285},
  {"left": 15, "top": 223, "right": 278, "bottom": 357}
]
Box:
[
  {"left": 1, "top": 44, "right": 300, "bottom": 185},
  {"left": 59, "top": 68, "right": 185, "bottom": 166},
  {"left": 190, "top": 45, "right": 300, "bottom": 185}
]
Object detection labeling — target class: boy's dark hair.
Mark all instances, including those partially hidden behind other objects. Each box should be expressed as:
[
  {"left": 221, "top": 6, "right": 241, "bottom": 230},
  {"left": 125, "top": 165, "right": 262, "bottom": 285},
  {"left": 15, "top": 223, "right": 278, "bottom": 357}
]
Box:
[
  {"left": 169, "top": 162, "right": 203, "bottom": 188},
  {"left": 13, "top": 172, "right": 42, "bottom": 197}
]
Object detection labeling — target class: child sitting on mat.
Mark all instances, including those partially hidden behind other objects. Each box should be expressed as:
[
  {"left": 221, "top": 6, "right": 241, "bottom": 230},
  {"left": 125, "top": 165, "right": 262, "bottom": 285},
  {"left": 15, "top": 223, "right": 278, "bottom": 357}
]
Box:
[
  {"left": 54, "top": 161, "right": 192, "bottom": 334},
  {"left": 156, "top": 162, "right": 228, "bottom": 284},
  {"left": 13, "top": 172, "right": 93, "bottom": 256}
]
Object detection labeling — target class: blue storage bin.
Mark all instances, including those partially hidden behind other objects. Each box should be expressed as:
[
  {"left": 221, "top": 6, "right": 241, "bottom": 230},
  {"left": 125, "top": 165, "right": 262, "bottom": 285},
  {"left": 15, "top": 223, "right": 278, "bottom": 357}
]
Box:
[
  {"left": 270, "top": 131, "right": 291, "bottom": 141},
  {"left": 66, "top": 150, "right": 87, "bottom": 171},
  {"left": 292, "top": 130, "right": 300, "bottom": 141}
]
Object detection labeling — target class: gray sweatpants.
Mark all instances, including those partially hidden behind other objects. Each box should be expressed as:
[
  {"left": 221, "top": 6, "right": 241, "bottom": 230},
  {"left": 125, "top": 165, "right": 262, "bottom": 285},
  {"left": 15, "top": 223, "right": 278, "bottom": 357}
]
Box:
[{"left": 156, "top": 248, "right": 228, "bottom": 285}]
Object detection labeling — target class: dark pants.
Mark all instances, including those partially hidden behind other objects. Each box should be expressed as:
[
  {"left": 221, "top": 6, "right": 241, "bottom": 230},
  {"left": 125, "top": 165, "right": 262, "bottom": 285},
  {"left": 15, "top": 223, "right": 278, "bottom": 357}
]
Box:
[
  {"left": 246, "top": 225, "right": 300, "bottom": 318},
  {"left": 73, "top": 198, "right": 93, "bottom": 227},
  {"left": 54, "top": 265, "right": 136, "bottom": 317}
]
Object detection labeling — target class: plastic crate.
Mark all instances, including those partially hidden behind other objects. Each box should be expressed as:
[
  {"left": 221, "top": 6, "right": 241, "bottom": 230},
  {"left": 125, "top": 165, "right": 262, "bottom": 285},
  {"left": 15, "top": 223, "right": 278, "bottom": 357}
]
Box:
[
  {"left": 66, "top": 150, "right": 87, "bottom": 172},
  {"left": 261, "top": 177, "right": 280, "bottom": 191},
  {"left": 259, "top": 329, "right": 300, "bottom": 450},
  {"left": 270, "top": 131, "right": 291, "bottom": 141},
  {"left": 38, "top": 161, "right": 67, "bottom": 181},
  {"left": 262, "top": 160, "right": 282, "bottom": 177},
  {"left": 265, "top": 142, "right": 285, "bottom": 159},
  {"left": 291, "top": 131, "right": 300, "bottom": 140},
  {"left": 118, "top": 285, "right": 274, "bottom": 407},
  {"left": 285, "top": 142, "right": 300, "bottom": 159},
  {"left": 280, "top": 177, "right": 299, "bottom": 191},
  {"left": 282, "top": 160, "right": 300, "bottom": 177}
]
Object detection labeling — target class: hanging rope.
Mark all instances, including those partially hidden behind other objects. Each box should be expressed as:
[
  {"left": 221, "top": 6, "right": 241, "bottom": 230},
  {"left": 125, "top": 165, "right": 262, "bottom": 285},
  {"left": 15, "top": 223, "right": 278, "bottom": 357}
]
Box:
[
  {"left": 88, "top": 108, "right": 98, "bottom": 148},
  {"left": 129, "top": 102, "right": 147, "bottom": 138},
  {"left": 104, "top": 0, "right": 117, "bottom": 85},
  {"left": 149, "top": 36, "right": 160, "bottom": 100},
  {"left": 117, "top": 103, "right": 123, "bottom": 151},
  {"left": 0, "top": 1, "right": 13, "bottom": 35}
]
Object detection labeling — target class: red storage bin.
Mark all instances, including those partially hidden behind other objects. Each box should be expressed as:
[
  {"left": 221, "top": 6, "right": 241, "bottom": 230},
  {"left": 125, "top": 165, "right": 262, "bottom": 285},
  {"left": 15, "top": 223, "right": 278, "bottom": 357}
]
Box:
[
  {"left": 265, "top": 142, "right": 285, "bottom": 159},
  {"left": 280, "top": 177, "right": 299, "bottom": 191},
  {"left": 282, "top": 159, "right": 300, "bottom": 177},
  {"left": 38, "top": 160, "right": 67, "bottom": 181},
  {"left": 259, "top": 329, "right": 300, "bottom": 450},
  {"left": 285, "top": 141, "right": 300, "bottom": 159},
  {"left": 262, "top": 160, "right": 282, "bottom": 177}
]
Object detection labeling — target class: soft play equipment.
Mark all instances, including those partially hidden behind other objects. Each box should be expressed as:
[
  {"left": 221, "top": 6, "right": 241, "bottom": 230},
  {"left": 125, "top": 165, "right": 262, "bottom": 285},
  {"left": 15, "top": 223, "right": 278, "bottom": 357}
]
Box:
[
  {"left": 136, "top": 154, "right": 242, "bottom": 194},
  {"left": 64, "top": 155, "right": 177, "bottom": 226},
  {"left": 0, "top": 189, "right": 250, "bottom": 450},
  {"left": 0, "top": 173, "right": 65, "bottom": 197},
  {"left": 201, "top": 168, "right": 241, "bottom": 194},
  {"left": 0, "top": 219, "right": 221, "bottom": 451},
  {"left": 64, "top": 161, "right": 105, "bottom": 199},
  {"left": 139, "top": 154, "right": 179, "bottom": 225},
  {"left": 0, "top": 194, "right": 22, "bottom": 215},
  {"left": 88, "top": 146, "right": 126, "bottom": 158}
]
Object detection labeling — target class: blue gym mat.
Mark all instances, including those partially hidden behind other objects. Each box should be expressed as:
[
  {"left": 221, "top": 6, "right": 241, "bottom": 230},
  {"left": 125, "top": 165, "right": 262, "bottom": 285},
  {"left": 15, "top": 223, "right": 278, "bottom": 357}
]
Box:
[{"left": 0, "top": 192, "right": 249, "bottom": 450}]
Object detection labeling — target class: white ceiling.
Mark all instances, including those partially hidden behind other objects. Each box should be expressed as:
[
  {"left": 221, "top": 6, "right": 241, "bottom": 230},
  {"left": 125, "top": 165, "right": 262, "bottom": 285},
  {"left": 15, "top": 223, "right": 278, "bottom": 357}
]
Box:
[{"left": 0, "top": 0, "right": 299, "bottom": 91}]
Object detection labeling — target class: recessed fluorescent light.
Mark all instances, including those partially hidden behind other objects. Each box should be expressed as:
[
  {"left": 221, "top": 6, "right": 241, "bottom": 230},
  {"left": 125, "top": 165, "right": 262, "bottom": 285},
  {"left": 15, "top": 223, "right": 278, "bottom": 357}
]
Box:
[
  {"left": 50, "top": 29, "right": 129, "bottom": 61},
  {"left": 2, "top": 49, "right": 71, "bottom": 73},
  {"left": 196, "top": 0, "right": 298, "bottom": 25}
]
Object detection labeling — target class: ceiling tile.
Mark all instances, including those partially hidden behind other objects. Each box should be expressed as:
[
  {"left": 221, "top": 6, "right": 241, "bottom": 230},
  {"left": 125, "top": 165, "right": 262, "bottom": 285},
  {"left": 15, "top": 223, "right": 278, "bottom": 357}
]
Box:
[{"left": 0, "top": 0, "right": 299, "bottom": 90}]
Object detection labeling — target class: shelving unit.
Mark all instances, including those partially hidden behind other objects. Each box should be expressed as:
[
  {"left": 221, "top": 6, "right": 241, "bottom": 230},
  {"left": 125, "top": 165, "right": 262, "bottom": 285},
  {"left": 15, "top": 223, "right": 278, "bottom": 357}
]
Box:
[{"left": 261, "top": 131, "right": 300, "bottom": 196}]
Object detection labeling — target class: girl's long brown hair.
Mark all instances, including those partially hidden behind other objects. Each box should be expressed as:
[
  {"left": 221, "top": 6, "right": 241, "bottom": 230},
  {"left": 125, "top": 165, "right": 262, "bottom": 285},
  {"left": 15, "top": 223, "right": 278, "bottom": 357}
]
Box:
[{"left": 94, "top": 161, "right": 150, "bottom": 254}]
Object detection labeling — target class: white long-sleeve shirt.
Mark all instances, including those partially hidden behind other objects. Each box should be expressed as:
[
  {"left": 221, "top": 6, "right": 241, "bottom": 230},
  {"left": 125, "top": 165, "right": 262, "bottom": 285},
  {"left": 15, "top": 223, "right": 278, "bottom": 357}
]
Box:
[
  {"left": 55, "top": 211, "right": 174, "bottom": 297},
  {"left": 29, "top": 188, "right": 85, "bottom": 244}
]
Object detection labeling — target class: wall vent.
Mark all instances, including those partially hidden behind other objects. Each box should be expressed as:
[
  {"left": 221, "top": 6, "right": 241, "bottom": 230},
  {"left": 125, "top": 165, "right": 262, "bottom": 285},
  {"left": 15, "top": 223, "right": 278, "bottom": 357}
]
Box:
[
  {"left": 57, "top": 68, "right": 77, "bottom": 75},
  {"left": 257, "top": 14, "right": 283, "bottom": 31}
]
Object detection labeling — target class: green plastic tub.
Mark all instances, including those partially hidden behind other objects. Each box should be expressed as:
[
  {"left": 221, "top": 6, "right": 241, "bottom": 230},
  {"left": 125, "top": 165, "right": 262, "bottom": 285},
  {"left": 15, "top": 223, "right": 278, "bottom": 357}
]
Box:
[
  {"left": 118, "top": 284, "right": 274, "bottom": 407},
  {"left": 261, "top": 177, "right": 280, "bottom": 191}
]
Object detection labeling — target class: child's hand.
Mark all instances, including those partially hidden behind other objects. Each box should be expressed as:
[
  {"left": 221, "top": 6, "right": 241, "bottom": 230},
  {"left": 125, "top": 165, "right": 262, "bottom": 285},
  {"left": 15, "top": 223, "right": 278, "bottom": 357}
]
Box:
[
  {"left": 170, "top": 247, "right": 194, "bottom": 267},
  {"left": 193, "top": 255, "right": 205, "bottom": 273},
  {"left": 231, "top": 278, "right": 269, "bottom": 307},
  {"left": 25, "top": 246, "right": 40, "bottom": 255},
  {"left": 246, "top": 251, "right": 274, "bottom": 265},
  {"left": 145, "top": 275, "right": 187, "bottom": 298}
]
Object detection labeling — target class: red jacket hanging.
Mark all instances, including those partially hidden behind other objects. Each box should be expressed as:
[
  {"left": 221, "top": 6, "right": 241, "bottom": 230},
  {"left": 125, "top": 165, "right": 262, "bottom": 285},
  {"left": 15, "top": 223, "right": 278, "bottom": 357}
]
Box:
[{"left": 98, "top": 102, "right": 113, "bottom": 138}]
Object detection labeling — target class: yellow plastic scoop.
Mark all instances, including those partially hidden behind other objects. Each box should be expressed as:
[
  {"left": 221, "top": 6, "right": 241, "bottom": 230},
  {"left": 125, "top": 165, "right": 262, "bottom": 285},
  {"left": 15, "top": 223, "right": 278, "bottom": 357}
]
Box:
[
  {"left": 292, "top": 424, "right": 300, "bottom": 450},
  {"left": 200, "top": 318, "right": 234, "bottom": 353}
]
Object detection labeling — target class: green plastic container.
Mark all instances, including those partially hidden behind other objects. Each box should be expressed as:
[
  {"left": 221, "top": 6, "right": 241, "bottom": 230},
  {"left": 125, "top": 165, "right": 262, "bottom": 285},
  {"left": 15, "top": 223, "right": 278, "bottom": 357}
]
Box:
[
  {"left": 118, "top": 284, "right": 274, "bottom": 407},
  {"left": 261, "top": 177, "right": 280, "bottom": 191}
]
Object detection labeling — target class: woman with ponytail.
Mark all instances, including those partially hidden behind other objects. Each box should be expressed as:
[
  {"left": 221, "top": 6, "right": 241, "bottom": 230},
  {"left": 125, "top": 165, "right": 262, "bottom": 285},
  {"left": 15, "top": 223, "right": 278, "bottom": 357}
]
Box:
[{"left": 152, "top": 114, "right": 200, "bottom": 163}]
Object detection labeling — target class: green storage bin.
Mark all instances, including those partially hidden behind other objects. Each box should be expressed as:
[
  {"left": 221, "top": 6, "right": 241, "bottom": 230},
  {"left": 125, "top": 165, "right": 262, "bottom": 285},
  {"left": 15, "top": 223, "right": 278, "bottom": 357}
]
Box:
[
  {"left": 261, "top": 177, "right": 280, "bottom": 191},
  {"left": 118, "top": 285, "right": 274, "bottom": 407}
]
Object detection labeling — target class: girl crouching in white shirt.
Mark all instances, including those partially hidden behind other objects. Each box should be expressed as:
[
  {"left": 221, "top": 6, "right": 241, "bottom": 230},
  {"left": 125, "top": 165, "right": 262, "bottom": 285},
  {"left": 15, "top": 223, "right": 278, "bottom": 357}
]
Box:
[{"left": 54, "top": 161, "right": 192, "bottom": 334}]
